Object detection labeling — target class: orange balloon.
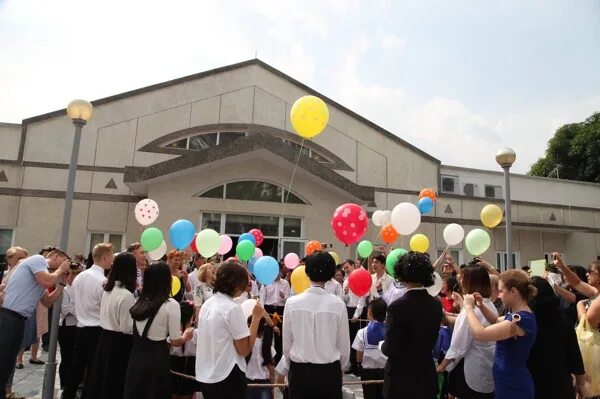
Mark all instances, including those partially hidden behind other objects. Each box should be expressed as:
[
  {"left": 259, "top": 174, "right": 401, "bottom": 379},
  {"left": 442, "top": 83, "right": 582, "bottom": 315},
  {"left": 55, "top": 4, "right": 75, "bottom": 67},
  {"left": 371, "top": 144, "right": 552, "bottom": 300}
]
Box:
[
  {"left": 381, "top": 224, "right": 399, "bottom": 244},
  {"left": 419, "top": 188, "right": 437, "bottom": 201},
  {"left": 305, "top": 240, "right": 322, "bottom": 256}
]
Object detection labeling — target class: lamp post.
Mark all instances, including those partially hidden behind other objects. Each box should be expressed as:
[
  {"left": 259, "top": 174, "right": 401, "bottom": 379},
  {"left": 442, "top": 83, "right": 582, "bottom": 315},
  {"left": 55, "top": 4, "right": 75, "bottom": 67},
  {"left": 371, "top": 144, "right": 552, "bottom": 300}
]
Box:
[
  {"left": 42, "top": 99, "right": 93, "bottom": 399},
  {"left": 496, "top": 148, "right": 516, "bottom": 270}
]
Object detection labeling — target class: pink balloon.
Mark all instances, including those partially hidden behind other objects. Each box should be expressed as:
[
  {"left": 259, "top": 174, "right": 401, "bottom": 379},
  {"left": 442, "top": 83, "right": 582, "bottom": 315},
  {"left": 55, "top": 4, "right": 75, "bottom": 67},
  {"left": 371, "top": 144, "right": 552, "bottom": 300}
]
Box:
[
  {"left": 218, "top": 235, "right": 233, "bottom": 255},
  {"left": 284, "top": 253, "right": 300, "bottom": 269},
  {"left": 331, "top": 203, "right": 368, "bottom": 246},
  {"left": 254, "top": 247, "right": 263, "bottom": 258},
  {"left": 250, "top": 229, "right": 264, "bottom": 246}
]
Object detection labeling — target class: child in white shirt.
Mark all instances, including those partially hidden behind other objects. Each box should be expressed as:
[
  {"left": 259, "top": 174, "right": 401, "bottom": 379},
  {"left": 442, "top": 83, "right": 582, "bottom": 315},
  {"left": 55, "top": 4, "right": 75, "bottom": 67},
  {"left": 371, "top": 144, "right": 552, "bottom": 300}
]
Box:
[
  {"left": 246, "top": 317, "right": 275, "bottom": 399},
  {"left": 170, "top": 301, "right": 199, "bottom": 399}
]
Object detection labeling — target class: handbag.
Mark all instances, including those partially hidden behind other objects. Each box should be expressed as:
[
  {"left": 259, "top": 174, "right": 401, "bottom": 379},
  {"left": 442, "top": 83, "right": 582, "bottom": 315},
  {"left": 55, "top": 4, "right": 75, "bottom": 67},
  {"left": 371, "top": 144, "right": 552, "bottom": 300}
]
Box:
[{"left": 576, "top": 316, "right": 600, "bottom": 397}]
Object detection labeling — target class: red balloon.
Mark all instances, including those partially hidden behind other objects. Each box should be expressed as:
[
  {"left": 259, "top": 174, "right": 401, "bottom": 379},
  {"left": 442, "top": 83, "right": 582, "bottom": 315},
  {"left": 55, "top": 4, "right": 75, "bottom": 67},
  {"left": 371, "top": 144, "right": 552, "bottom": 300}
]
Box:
[
  {"left": 190, "top": 233, "right": 199, "bottom": 253},
  {"left": 348, "top": 267, "right": 372, "bottom": 297},
  {"left": 250, "top": 229, "right": 264, "bottom": 246},
  {"left": 331, "top": 203, "right": 368, "bottom": 246}
]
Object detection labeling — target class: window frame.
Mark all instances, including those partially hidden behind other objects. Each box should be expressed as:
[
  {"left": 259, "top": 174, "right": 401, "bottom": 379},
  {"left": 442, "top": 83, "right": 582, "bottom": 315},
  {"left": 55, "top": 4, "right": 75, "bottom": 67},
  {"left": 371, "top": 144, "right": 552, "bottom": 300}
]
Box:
[
  {"left": 85, "top": 232, "right": 126, "bottom": 254},
  {"left": 495, "top": 251, "right": 521, "bottom": 271},
  {"left": 196, "top": 180, "right": 309, "bottom": 205},
  {"left": 440, "top": 174, "right": 459, "bottom": 194},
  {"left": 165, "top": 131, "right": 247, "bottom": 150}
]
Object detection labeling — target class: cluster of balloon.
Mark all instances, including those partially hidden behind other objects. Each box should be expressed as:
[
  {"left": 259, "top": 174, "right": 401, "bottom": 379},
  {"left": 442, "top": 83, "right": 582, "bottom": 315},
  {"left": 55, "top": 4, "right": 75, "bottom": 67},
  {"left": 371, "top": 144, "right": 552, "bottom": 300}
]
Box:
[
  {"left": 391, "top": 202, "right": 421, "bottom": 236},
  {"left": 381, "top": 224, "right": 399, "bottom": 244},
  {"left": 417, "top": 188, "right": 437, "bottom": 215},
  {"left": 357, "top": 240, "right": 374, "bottom": 258},
  {"left": 385, "top": 248, "right": 408, "bottom": 278},
  {"left": 331, "top": 203, "right": 368, "bottom": 246},
  {"left": 371, "top": 210, "right": 392, "bottom": 227},
  {"left": 290, "top": 95, "right": 329, "bottom": 139},
  {"left": 194, "top": 229, "right": 221, "bottom": 258},
  {"left": 348, "top": 267, "right": 372, "bottom": 296},
  {"left": 135, "top": 199, "right": 167, "bottom": 260},
  {"left": 169, "top": 220, "right": 195, "bottom": 250},
  {"left": 481, "top": 204, "right": 503, "bottom": 228},
  {"left": 235, "top": 229, "right": 265, "bottom": 264}
]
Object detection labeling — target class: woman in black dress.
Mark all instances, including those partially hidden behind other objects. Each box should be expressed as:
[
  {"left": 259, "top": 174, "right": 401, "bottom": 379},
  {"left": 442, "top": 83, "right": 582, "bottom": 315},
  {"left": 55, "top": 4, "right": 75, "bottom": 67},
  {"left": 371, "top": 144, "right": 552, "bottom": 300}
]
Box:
[
  {"left": 123, "top": 262, "right": 194, "bottom": 399},
  {"left": 87, "top": 252, "right": 137, "bottom": 399},
  {"left": 381, "top": 251, "right": 442, "bottom": 399}
]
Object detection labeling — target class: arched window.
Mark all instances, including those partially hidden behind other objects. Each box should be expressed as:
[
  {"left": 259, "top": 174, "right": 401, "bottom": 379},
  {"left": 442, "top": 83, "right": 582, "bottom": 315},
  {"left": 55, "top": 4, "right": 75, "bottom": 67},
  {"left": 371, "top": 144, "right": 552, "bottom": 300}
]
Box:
[
  {"left": 165, "top": 131, "right": 246, "bottom": 150},
  {"left": 197, "top": 180, "right": 307, "bottom": 204}
]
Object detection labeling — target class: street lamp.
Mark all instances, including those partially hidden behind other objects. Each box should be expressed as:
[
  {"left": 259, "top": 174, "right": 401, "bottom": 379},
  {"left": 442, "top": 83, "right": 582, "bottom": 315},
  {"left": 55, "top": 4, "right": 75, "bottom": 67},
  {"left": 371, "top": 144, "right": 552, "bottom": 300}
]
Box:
[
  {"left": 42, "top": 99, "right": 93, "bottom": 399},
  {"left": 496, "top": 148, "right": 516, "bottom": 270}
]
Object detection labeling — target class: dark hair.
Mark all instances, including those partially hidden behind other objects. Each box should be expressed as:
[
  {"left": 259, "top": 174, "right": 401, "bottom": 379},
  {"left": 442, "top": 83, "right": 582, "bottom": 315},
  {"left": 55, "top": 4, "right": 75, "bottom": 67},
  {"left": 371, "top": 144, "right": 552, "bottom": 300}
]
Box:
[
  {"left": 372, "top": 255, "right": 386, "bottom": 265},
  {"left": 521, "top": 266, "right": 531, "bottom": 272},
  {"left": 180, "top": 301, "right": 194, "bottom": 329},
  {"left": 461, "top": 264, "right": 491, "bottom": 297},
  {"left": 130, "top": 262, "right": 171, "bottom": 321},
  {"left": 85, "top": 252, "right": 94, "bottom": 269},
  {"left": 245, "top": 317, "right": 273, "bottom": 367},
  {"left": 569, "top": 265, "right": 588, "bottom": 284},
  {"left": 105, "top": 253, "right": 137, "bottom": 293},
  {"left": 369, "top": 298, "right": 387, "bottom": 322},
  {"left": 444, "top": 276, "right": 459, "bottom": 294},
  {"left": 126, "top": 242, "right": 142, "bottom": 253},
  {"left": 213, "top": 260, "right": 248, "bottom": 297},
  {"left": 394, "top": 251, "right": 434, "bottom": 286},
  {"left": 529, "top": 276, "right": 559, "bottom": 312},
  {"left": 499, "top": 270, "right": 537, "bottom": 301},
  {"left": 343, "top": 259, "right": 355, "bottom": 267},
  {"left": 305, "top": 251, "right": 336, "bottom": 282},
  {"left": 335, "top": 268, "right": 345, "bottom": 278}
]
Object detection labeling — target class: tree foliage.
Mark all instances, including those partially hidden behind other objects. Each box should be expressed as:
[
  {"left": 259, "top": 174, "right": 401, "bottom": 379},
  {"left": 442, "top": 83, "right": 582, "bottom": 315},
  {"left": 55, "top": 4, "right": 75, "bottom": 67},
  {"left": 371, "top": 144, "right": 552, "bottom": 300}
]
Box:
[{"left": 529, "top": 112, "right": 600, "bottom": 183}]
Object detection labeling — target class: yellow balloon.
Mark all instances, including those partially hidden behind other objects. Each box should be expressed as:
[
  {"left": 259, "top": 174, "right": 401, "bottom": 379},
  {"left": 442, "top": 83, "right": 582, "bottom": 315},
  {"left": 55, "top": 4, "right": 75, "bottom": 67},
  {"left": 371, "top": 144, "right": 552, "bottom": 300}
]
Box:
[
  {"left": 481, "top": 204, "right": 503, "bottom": 228},
  {"left": 170, "top": 276, "right": 181, "bottom": 297},
  {"left": 291, "top": 266, "right": 311, "bottom": 294},
  {"left": 329, "top": 251, "right": 340, "bottom": 265},
  {"left": 409, "top": 234, "right": 430, "bottom": 253},
  {"left": 290, "top": 95, "right": 329, "bottom": 139}
]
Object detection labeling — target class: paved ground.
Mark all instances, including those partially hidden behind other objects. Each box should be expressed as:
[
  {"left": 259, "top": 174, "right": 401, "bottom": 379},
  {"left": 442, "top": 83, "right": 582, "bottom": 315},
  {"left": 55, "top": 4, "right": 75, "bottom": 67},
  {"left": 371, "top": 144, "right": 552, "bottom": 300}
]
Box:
[{"left": 11, "top": 350, "right": 365, "bottom": 399}]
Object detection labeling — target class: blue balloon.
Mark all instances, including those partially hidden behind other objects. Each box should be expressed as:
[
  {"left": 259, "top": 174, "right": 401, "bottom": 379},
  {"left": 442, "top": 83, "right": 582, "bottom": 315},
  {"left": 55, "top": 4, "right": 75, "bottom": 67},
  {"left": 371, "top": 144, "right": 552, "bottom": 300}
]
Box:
[
  {"left": 248, "top": 257, "right": 258, "bottom": 274},
  {"left": 169, "top": 219, "right": 196, "bottom": 249},
  {"left": 239, "top": 232, "right": 257, "bottom": 245},
  {"left": 254, "top": 256, "right": 280, "bottom": 285},
  {"left": 418, "top": 197, "right": 434, "bottom": 214}
]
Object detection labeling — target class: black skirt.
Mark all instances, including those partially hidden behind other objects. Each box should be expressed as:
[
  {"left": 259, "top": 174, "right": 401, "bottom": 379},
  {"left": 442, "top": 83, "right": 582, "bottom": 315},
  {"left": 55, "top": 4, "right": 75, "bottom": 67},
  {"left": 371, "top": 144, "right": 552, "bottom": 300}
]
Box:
[
  {"left": 123, "top": 335, "right": 171, "bottom": 399},
  {"left": 448, "top": 359, "right": 494, "bottom": 399},
  {"left": 87, "top": 329, "right": 133, "bottom": 399},
  {"left": 170, "top": 355, "right": 200, "bottom": 395}
]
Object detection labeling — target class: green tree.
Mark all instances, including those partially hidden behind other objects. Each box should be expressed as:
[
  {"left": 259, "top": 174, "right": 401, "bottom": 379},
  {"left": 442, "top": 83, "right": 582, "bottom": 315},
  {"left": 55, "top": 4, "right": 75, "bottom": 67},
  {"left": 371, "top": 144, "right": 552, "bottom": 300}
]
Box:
[{"left": 529, "top": 112, "right": 600, "bottom": 183}]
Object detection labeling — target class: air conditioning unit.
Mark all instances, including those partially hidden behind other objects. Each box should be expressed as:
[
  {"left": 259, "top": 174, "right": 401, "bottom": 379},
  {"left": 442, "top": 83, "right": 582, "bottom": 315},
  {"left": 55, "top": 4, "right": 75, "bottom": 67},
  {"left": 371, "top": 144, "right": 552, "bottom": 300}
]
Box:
[
  {"left": 441, "top": 176, "right": 458, "bottom": 193},
  {"left": 462, "top": 183, "right": 478, "bottom": 196}
]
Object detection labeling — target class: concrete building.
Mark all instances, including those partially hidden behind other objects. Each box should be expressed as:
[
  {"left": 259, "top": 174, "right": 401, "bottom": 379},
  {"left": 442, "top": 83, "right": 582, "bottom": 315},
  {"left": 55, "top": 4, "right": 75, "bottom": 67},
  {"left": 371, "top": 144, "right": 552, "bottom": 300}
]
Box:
[{"left": 1, "top": 59, "right": 599, "bottom": 268}]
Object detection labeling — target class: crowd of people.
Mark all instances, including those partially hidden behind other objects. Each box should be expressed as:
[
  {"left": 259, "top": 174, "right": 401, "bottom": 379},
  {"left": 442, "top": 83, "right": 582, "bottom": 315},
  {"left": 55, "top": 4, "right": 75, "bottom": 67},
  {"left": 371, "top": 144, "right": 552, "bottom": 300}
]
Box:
[{"left": 0, "top": 241, "right": 599, "bottom": 399}]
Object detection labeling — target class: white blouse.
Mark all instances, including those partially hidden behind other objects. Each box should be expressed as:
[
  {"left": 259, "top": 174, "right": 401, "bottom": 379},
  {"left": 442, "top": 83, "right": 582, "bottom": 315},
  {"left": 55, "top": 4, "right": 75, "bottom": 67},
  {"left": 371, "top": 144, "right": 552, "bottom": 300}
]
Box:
[
  {"left": 352, "top": 326, "right": 388, "bottom": 369},
  {"left": 246, "top": 337, "right": 276, "bottom": 380},
  {"left": 60, "top": 284, "right": 78, "bottom": 327},
  {"left": 100, "top": 284, "right": 136, "bottom": 334},
  {"left": 445, "top": 298, "right": 498, "bottom": 393},
  {"left": 133, "top": 298, "right": 181, "bottom": 341},
  {"left": 170, "top": 329, "right": 198, "bottom": 357}
]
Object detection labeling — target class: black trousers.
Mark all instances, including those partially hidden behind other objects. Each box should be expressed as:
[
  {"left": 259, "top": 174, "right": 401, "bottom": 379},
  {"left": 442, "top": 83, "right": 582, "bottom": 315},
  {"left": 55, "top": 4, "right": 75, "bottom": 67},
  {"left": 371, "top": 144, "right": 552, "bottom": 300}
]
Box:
[
  {"left": 42, "top": 305, "right": 53, "bottom": 349},
  {"left": 289, "top": 360, "right": 342, "bottom": 399},
  {"left": 200, "top": 365, "right": 247, "bottom": 399},
  {"left": 360, "top": 368, "right": 384, "bottom": 399},
  {"left": 62, "top": 326, "right": 101, "bottom": 399},
  {"left": 264, "top": 304, "right": 284, "bottom": 364},
  {"left": 57, "top": 325, "right": 76, "bottom": 389},
  {"left": 0, "top": 308, "right": 26, "bottom": 399}
]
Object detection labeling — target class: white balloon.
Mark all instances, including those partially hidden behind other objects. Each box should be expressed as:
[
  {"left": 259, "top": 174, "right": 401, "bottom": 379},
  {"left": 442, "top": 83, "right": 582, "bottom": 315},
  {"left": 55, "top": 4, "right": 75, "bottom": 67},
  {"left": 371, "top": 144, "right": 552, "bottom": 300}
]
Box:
[
  {"left": 240, "top": 298, "right": 257, "bottom": 320},
  {"left": 443, "top": 224, "right": 465, "bottom": 246},
  {"left": 372, "top": 210, "right": 383, "bottom": 227},
  {"left": 134, "top": 199, "right": 159, "bottom": 226},
  {"left": 426, "top": 272, "right": 443, "bottom": 297},
  {"left": 148, "top": 240, "right": 167, "bottom": 260},
  {"left": 391, "top": 203, "right": 421, "bottom": 235},
  {"left": 380, "top": 210, "right": 392, "bottom": 226}
]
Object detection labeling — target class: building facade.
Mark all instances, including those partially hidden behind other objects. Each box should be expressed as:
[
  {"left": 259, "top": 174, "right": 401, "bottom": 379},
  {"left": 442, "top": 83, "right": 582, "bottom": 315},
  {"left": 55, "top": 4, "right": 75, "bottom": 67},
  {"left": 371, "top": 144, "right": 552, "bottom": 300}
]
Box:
[{"left": 1, "top": 60, "right": 599, "bottom": 268}]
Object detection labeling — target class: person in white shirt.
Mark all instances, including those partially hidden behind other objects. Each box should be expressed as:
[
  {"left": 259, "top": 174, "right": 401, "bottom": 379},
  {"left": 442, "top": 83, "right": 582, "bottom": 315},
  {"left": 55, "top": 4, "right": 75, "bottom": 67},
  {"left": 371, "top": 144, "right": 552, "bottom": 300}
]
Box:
[
  {"left": 123, "top": 262, "right": 194, "bottom": 399},
  {"left": 369, "top": 255, "right": 394, "bottom": 300},
  {"left": 352, "top": 298, "right": 388, "bottom": 399},
  {"left": 342, "top": 259, "right": 368, "bottom": 374},
  {"left": 245, "top": 318, "right": 276, "bottom": 399},
  {"left": 325, "top": 276, "right": 344, "bottom": 300},
  {"left": 436, "top": 264, "right": 497, "bottom": 398},
  {"left": 87, "top": 252, "right": 138, "bottom": 399},
  {"left": 126, "top": 242, "right": 147, "bottom": 294},
  {"left": 63, "top": 243, "right": 113, "bottom": 399},
  {"left": 191, "top": 263, "right": 216, "bottom": 307},
  {"left": 169, "top": 301, "right": 199, "bottom": 399},
  {"left": 283, "top": 251, "right": 350, "bottom": 399},
  {"left": 195, "top": 260, "right": 265, "bottom": 399},
  {"left": 274, "top": 355, "right": 290, "bottom": 399},
  {"left": 57, "top": 263, "right": 81, "bottom": 390},
  {"left": 259, "top": 263, "right": 290, "bottom": 363}
]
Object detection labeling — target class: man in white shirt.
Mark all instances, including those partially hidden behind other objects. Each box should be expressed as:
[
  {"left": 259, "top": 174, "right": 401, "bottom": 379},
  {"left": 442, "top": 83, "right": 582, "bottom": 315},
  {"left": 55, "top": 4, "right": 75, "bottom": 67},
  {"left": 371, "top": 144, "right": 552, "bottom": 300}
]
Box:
[
  {"left": 126, "top": 242, "right": 147, "bottom": 293},
  {"left": 369, "top": 255, "right": 395, "bottom": 300},
  {"left": 259, "top": 263, "right": 290, "bottom": 363},
  {"left": 283, "top": 251, "right": 350, "bottom": 399},
  {"left": 57, "top": 264, "right": 82, "bottom": 389},
  {"left": 324, "top": 277, "right": 344, "bottom": 300},
  {"left": 63, "top": 243, "right": 113, "bottom": 399},
  {"left": 342, "top": 259, "right": 368, "bottom": 375}
]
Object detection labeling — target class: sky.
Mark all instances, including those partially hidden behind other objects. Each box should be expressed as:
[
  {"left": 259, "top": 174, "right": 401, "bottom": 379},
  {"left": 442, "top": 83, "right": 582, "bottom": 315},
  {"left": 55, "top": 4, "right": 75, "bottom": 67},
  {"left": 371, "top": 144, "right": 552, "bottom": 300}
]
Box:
[{"left": 1, "top": 0, "right": 599, "bottom": 173}]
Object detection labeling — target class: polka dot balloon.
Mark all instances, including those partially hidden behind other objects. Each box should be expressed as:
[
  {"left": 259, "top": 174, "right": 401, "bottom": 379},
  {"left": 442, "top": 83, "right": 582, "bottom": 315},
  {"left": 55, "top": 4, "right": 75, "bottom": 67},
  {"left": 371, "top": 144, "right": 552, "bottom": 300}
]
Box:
[
  {"left": 331, "top": 203, "right": 368, "bottom": 246},
  {"left": 134, "top": 199, "right": 159, "bottom": 226}
]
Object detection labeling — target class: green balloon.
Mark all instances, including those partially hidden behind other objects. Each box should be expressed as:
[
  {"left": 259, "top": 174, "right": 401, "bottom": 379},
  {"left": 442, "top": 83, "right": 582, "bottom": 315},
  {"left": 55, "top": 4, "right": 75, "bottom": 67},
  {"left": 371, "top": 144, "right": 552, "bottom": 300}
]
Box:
[
  {"left": 386, "top": 248, "right": 408, "bottom": 278},
  {"left": 197, "top": 229, "right": 220, "bottom": 258},
  {"left": 236, "top": 240, "right": 255, "bottom": 262},
  {"left": 465, "top": 228, "right": 491, "bottom": 256},
  {"left": 357, "top": 240, "right": 374, "bottom": 258},
  {"left": 141, "top": 227, "right": 163, "bottom": 252}
]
